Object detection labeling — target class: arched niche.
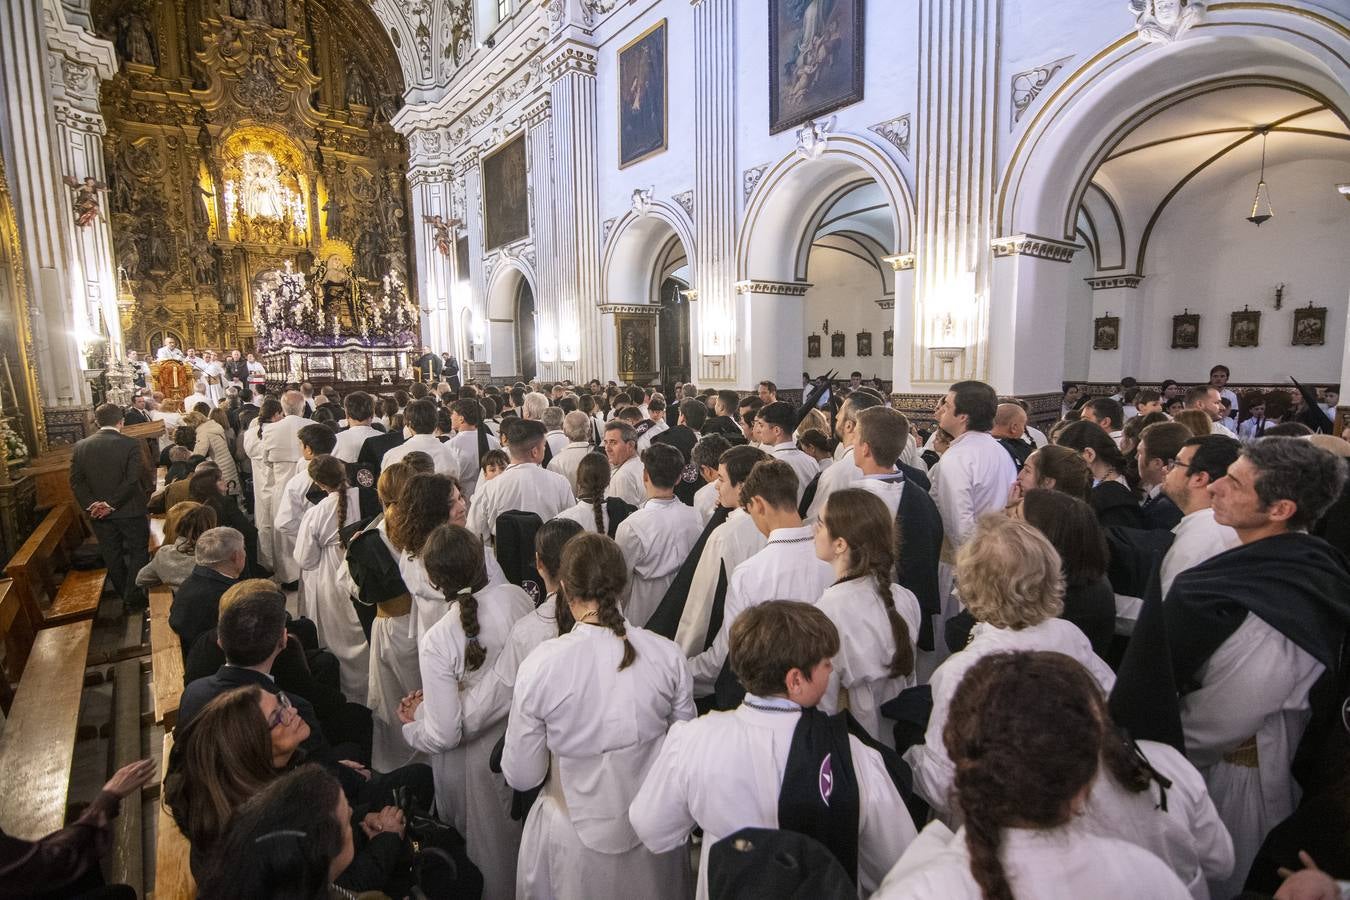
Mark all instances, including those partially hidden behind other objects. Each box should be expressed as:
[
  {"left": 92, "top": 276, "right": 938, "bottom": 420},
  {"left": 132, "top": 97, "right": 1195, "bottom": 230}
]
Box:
[
  {"left": 602, "top": 201, "right": 696, "bottom": 306},
  {"left": 484, "top": 255, "right": 539, "bottom": 379}
]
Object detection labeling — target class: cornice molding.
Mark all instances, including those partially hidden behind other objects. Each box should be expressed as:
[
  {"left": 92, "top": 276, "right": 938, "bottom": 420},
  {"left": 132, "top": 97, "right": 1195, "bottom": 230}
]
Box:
[
  {"left": 883, "top": 253, "right": 916, "bottom": 272},
  {"left": 546, "top": 44, "right": 599, "bottom": 80},
  {"left": 599, "top": 303, "right": 660, "bottom": 316},
  {"left": 991, "top": 233, "right": 1082, "bottom": 263},
  {"left": 1086, "top": 274, "right": 1145, "bottom": 290},
  {"left": 736, "top": 279, "right": 812, "bottom": 297}
]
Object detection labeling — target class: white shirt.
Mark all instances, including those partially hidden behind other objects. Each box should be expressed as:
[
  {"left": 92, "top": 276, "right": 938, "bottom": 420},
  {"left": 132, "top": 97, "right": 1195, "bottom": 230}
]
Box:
[
  {"left": 1025, "top": 424, "right": 1049, "bottom": 448},
  {"left": 544, "top": 429, "right": 569, "bottom": 459},
  {"left": 873, "top": 821, "right": 1191, "bottom": 900},
  {"left": 273, "top": 468, "right": 315, "bottom": 542},
  {"left": 615, "top": 497, "right": 704, "bottom": 628},
  {"left": 1161, "top": 508, "right": 1240, "bottom": 597},
  {"left": 929, "top": 430, "right": 1018, "bottom": 550},
  {"left": 261, "top": 414, "right": 309, "bottom": 486},
  {"left": 636, "top": 419, "right": 669, "bottom": 451},
  {"left": 692, "top": 481, "right": 718, "bottom": 527},
  {"left": 673, "top": 509, "right": 767, "bottom": 657},
  {"left": 555, "top": 499, "right": 609, "bottom": 534},
  {"left": 333, "top": 424, "right": 380, "bottom": 464},
  {"left": 446, "top": 428, "right": 499, "bottom": 499},
  {"left": 807, "top": 445, "right": 861, "bottom": 521},
  {"left": 768, "top": 441, "right": 820, "bottom": 504},
  {"left": 906, "top": 617, "right": 1116, "bottom": 819},
  {"left": 1210, "top": 418, "right": 1236, "bottom": 437},
  {"left": 502, "top": 623, "right": 695, "bottom": 853},
  {"left": 687, "top": 525, "right": 835, "bottom": 695},
  {"left": 466, "top": 462, "right": 575, "bottom": 543},
  {"left": 156, "top": 346, "right": 185, "bottom": 361},
  {"left": 182, "top": 391, "right": 210, "bottom": 410},
  {"left": 630, "top": 698, "right": 917, "bottom": 900},
  {"left": 381, "top": 432, "right": 460, "bottom": 476},
  {"left": 606, "top": 456, "right": 647, "bottom": 508},
  {"left": 246, "top": 360, "right": 266, "bottom": 382},
  {"left": 1237, "top": 417, "right": 1271, "bottom": 441},
  {"left": 547, "top": 441, "right": 592, "bottom": 495},
  {"left": 460, "top": 594, "right": 565, "bottom": 738},
  {"left": 399, "top": 547, "right": 509, "bottom": 645},
  {"left": 816, "top": 578, "right": 923, "bottom": 749}
]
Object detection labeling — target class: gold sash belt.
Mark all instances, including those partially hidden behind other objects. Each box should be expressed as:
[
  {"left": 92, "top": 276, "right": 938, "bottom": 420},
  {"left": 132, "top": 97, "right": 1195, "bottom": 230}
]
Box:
[
  {"left": 1222, "top": 735, "right": 1259, "bottom": 769},
  {"left": 375, "top": 593, "right": 412, "bottom": 618}
]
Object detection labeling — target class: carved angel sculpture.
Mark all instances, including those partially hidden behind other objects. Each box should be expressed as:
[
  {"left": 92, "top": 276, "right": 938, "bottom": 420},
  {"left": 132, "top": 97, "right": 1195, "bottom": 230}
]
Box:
[{"left": 63, "top": 176, "right": 108, "bottom": 228}]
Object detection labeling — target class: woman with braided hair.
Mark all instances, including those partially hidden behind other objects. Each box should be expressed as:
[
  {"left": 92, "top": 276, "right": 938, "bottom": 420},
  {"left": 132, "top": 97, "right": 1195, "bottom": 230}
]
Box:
[
  {"left": 872, "top": 651, "right": 1192, "bottom": 899},
  {"left": 294, "top": 454, "right": 366, "bottom": 704},
  {"left": 556, "top": 451, "right": 613, "bottom": 534},
  {"left": 812, "top": 488, "right": 921, "bottom": 748},
  {"left": 503, "top": 532, "right": 695, "bottom": 900},
  {"left": 397, "top": 523, "right": 531, "bottom": 900}
]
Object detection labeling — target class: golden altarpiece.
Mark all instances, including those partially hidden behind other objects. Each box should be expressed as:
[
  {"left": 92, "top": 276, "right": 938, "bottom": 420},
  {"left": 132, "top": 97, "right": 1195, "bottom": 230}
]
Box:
[{"left": 94, "top": 0, "right": 415, "bottom": 364}]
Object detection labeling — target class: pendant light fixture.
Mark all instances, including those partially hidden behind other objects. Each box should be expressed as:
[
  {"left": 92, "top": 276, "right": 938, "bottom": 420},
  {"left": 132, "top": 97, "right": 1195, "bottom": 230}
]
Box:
[{"left": 1247, "top": 128, "right": 1274, "bottom": 227}]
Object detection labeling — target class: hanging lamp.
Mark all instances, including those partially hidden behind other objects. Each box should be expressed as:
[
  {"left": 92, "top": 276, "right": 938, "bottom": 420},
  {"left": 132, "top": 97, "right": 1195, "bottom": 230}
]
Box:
[{"left": 1247, "top": 129, "right": 1274, "bottom": 227}]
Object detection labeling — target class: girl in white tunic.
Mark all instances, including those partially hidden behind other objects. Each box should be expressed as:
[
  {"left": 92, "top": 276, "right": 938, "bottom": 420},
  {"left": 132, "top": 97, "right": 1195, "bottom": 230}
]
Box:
[
  {"left": 503, "top": 533, "right": 695, "bottom": 900},
  {"left": 398, "top": 524, "right": 532, "bottom": 900},
  {"left": 812, "top": 489, "right": 922, "bottom": 748},
  {"left": 874, "top": 651, "right": 1191, "bottom": 900},
  {"left": 243, "top": 398, "right": 283, "bottom": 572},
  {"left": 554, "top": 451, "right": 612, "bottom": 534},
  {"left": 390, "top": 473, "right": 469, "bottom": 645},
  {"left": 904, "top": 516, "right": 1116, "bottom": 819},
  {"left": 293, "top": 455, "right": 366, "bottom": 705}
]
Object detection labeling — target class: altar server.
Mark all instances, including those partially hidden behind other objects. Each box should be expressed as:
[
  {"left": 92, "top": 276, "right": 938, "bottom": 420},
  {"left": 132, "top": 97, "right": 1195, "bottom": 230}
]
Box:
[
  {"left": 755, "top": 401, "right": 819, "bottom": 505},
  {"left": 243, "top": 398, "right": 283, "bottom": 571},
  {"left": 332, "top": 391, "right": 381, "bottom": 462},
  {"left": 689, "top": 435, "right": 729, "bottom": 526},
  {"left": 686, "top": 459, "right": 834, "bottom": 701},
  {"left": 806, "top": 391, "right": 881, "bottom": 520},
  {"left": 555, "top": 452, "right": 616, "bottom": 534},
  {"left": 812, "top": 489, "right": 921, "bottom": 748},
  {"left": 603, "top": 420, "right": 647, "bottom": 507},
  {"left": 293, "top": 455, "right": 366, "bottom": 704},
  {"left": 272, "top": 423, "right": 336, "bottom": 598},
  {"left": 547, "top": 410, "right": 594, "bottom": 495},
  {"left": 466, "top": 418, "right": 575, "bottom": 545},
  {"left": 399, "top": 524, "right": 531, "bottom": 900},
  {"left": 502, "top": 533, "right": 695, "bottom": 900},
  {"left": 905, "top": 515, "right": 1115, "bottom": 821},
  {"left": 381, "top": 398, "right": 459, "bottom": 475},
  {"left": 615, "top": 444, "right": 704, "bottom": 627},
  {"left": 261, "top": 390, "right": 310, "bottom": 573},
  {"left": 873, "top": 652, "right": 1190, "bottom": 900},
  {"left": 631, "top": 600, "right": 916, "bottom": 900}
]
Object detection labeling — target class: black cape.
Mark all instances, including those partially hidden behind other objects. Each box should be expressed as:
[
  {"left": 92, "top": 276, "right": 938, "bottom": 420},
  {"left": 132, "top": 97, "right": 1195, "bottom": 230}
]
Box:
[{"left": 646, "top": 505, "right": 732, "bottom": 642}]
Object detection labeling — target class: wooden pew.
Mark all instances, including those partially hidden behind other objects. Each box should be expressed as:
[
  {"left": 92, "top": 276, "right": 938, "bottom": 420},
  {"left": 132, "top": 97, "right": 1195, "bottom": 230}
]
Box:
[
  {"left": 20, "top": 420, "right": 164, "bottom": 517},
  {"left": 4, "top": 504, "right": 106, "bottom": 635},
  {"left": 0, "top": 579, "right": 33, "bottom": 714},
  {"left": 108, "top": 656, "right": 145, "bottom": 896},
  {"left": 0, "top": 619, "right": 93, "bottom": 839},
  {"left": 149, "top": 586, "right": 183, "bottom": 732},
  {"left": 155, "top": 732, "right": 196, "bottom": 899}
]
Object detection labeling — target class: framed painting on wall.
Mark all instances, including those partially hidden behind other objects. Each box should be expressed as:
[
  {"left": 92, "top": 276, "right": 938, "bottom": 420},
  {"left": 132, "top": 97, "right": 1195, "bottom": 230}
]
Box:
[
  {"left": 857, "top": 331, "right": 872, "bottom": 357},
  {"left": 1292, "top": 305, "right": 1327, "bottom": 346},
  {"left": 768, "top": 0, "right": 866, "bottom": 135},
  {"left": 883, "top": 328, "right": 893, "bottom": 357},
  {"left": 830, "top": 331, "right": 845, "bottom": 357},
  {"left": 455, "top": 235, "right": 470, "bottom": 280},
  {"left": 618, "top": 20, "right": 668, "bottom": 169},
  {"left": 482, "top": 134, "right": 529, "bottom": 251},
  {"left": 1171, "top": 311, "right": 1200, "bottom": 349},
  {"left": 1093, "top": 315, "right": 1119, "bottom": 351},
  {"left": 807, "top": 333, "right": 821, "bottom": 358},
  {"left": 1229, "top": 308, "right": 1260, "bottom": 347}
]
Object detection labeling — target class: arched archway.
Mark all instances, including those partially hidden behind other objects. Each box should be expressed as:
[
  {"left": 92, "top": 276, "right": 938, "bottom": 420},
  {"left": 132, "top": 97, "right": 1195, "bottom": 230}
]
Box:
[{"left": 485, "top": 256, "right": 539, "bottom": 381}]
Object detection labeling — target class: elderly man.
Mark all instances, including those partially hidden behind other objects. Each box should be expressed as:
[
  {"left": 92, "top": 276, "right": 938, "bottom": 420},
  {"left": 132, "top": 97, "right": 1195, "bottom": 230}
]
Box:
[
  {"left": 155, "top": 335, "right": 185, "bottom": 362},
  {"left": 603, "top": 420, "right": 647, "bottom": 507},
  {"left": 990, "top": 402, "right": 1032, "bottom": 470},
  {"left": 548, "top": 410, "right": 593, "bottom": 494},
  {"left": 168, "top": 526, "right": 245, "bottom": 658},
  {"left": 541, "top": 406, "right": 568, "bottom": 458}
]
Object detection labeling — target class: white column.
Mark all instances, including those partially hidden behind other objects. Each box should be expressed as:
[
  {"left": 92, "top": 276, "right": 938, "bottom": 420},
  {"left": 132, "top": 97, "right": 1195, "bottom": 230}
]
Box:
[
  {"left": 912, "top": 0, "right": 999, "bottom": 387},
  {"left": 987, "top": 236, "right": 1081, "bottom": 394},
  {"left": 407, "top": 161, "right": 457, "bottom": 354},
  {"left": 691, "top": 0, "right": 738, "bottom": 386},
  {"left": 1085, "top": 275, "right": 1145, "bottom": 385},
  {"left": 463, "top": 162, "right": 489, "bottom": 369},
  {"left": 736, "top": 280, "right": 809, "bottom": 389},
  {"left": 886, "top": 254, "right": 917, "bottom": 391},
  {"left": 526, "top": 98, "right": 563, "bottom": 383},
  {"left": 546, "top": 44, "right": 605, "bottom": 382}
]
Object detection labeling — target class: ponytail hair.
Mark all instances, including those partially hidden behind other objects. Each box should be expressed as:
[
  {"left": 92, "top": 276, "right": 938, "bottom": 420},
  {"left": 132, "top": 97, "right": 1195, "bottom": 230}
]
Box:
[
  {"left": 575, "top": 452, "right": 611, "bottom": 534},
  {"left": 422, "top": 524, "right": 490, "bottom": 672},
  {"left": 307, "top": 455, "right": 351, "bottom": 548},
  {"left": 558, "top": 533, "right": 635, "bottom": 669},
  {"left": 256, "top": 397, "right": 282, "bottom": 439},
  {"left": 821, "top": 490, "right": 913, "bottom": 678},
  {"left": 536, "top": 518, "right": 585, "bottom": 636}
]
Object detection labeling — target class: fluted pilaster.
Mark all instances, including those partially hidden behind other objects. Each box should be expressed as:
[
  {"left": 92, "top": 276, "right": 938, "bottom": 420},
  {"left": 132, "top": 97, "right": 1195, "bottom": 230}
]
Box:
[{"left": 407, "top": 163, "right": 458, "bottom": 354}]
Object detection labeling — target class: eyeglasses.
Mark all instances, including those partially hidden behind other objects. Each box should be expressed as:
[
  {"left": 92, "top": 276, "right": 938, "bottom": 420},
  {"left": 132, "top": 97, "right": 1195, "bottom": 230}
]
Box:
[
  {"left": 1164, "top": 459, "right": 1192, "bottom": 473},
  {"left": 267, "top": 691, "right": 294, "bottom": 729}
]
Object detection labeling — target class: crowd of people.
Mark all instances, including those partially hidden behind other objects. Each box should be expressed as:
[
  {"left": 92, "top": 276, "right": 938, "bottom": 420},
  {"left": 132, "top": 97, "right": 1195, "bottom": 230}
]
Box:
[{"left": 33, "top": 349, "right": 1350, "bottom": 900}]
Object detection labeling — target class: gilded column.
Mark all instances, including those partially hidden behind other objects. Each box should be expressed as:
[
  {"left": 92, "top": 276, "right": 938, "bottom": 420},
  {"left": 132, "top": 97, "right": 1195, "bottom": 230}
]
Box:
[
  {"left": 691, "top": 0, "right": 737, "bottom": 385},
  {"left": 912, "top": 0, "right": 999, "bottom": 386}
]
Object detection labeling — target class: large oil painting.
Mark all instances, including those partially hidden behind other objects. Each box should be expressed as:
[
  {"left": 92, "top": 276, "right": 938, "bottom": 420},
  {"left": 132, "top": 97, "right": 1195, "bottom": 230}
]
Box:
[
  {"left": 482, "top": 134, "right": 528, "bottom": 251},
  {"left": 619, "top": 20, "right": 667, "bottom": 169},
  {"left": 769, "top": 0, "right": 866, "bottom": 134}
]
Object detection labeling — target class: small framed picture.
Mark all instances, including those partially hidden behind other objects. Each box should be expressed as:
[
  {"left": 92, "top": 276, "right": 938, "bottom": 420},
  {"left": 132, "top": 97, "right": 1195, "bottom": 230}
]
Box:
[
  {"left": 1229, "top": 309, "right": 1261, "bottom": 347},
  {"left": 883, "top": 328, "right": 894, "bottom": 357},
  {"left": 857, "top": 331, "right": 873, "bottom": 357},
  {"left": 1093, "top": 315, "right": 1119, "bottom": 351},
  {"left": 1293, "top": 305, "right": 1327, "bottom": 346},
  {"left": 1171, "top": 312, "right": 1200, "bottom": 349},
  {"left": 830, "top": 331, "right": 845, "bottom": 358},
  {"left": 807, "top": 334, "right": 821, "bottom": 358}
]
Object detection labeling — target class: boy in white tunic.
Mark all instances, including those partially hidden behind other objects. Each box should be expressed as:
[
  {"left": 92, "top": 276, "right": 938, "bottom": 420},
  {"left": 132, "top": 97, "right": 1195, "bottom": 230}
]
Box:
[
  {"left": 631, "top": 599, "right": 917, "bottom": 899},
  {"left": 805, "top": 391, "right": 883, "bottom": 521},
  {"left": 380, "top": 398, "right": 460, "bottom": 475},
  {"left": 273, "top": 424, "right": 337, "bottom": 601},
  {"left": 445, "top": 398, "right": 500, "bottom": 500},
  {"left": 466, "top": 418, "right": 575, "bottom": 545},
  {"left": 332, "top": 391, "right": 381, "bottom": 463},
  {"left": 687, "top": 459, "right": 834, "bottom": 701},
  {"left": 615, "top": 444, "right": 705, "bottom": 628},
  {"left": 758, "top": 401, "right": 819, "bottom": 505},
  {"left": 261, "top": 390, "right": 309, "bottom": 575},
  {"left": 603, "top": 420, "right": 648, "bottom": 507},
  {"left": 502, "top": 533, "right": 695, "bottom": 900}
]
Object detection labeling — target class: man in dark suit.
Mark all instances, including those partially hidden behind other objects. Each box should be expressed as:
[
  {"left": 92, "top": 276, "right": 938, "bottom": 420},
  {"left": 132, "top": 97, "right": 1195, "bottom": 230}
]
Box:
[
  {"left": 168, "top": 526, "right": 245, "bottom": 658},
  {"left": 414, "top": 345, "right": 442, "bottom": 383},
  {"left": 223, "top": 349, "right": 249, "bottom": 386},
  {"left": 69, "top": 403, "right": 154, "bottom": 608},
  {"left": 356, "top": 418, "right": 406, "bottom": 485},
  {"left": 1137, "top": 421, "right": 1190, "bottom": 531},
  {"left": 122, "top": 394, "right": 151, "bottom": 426}
]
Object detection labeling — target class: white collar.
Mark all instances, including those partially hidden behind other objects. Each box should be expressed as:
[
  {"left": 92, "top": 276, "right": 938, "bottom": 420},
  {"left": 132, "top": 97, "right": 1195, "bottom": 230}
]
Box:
[{"left": 767, "top": 524, "right": 813, "bottom": 544}]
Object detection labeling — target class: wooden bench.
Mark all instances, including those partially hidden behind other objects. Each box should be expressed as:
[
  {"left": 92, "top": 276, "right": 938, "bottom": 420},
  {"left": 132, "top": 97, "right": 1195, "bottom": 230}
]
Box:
[
  {"left": 4, "top": 504, "right": 106, "bottom": 635},
  {"left": 155, "top": 732, "right": 196, "bottom": 899},
  {"left": 0, "top": 619, "right": 93, "bottom": 839},
  {"left": 108, "top": 656, "right": 144, "bottom": 896},
  {"left": 0, "top": 579, "right": 34, "bottom": 714},
  {"left": 149, "top": 586, "right": 183, "bottom": 731}
]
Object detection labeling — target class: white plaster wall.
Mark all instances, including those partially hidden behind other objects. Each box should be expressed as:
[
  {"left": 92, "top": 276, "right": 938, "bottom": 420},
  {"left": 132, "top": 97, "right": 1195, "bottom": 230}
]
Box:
[
  {"left": 1064, "top": 250, "right": 1095, "bottom": 380},
  {"left": 1122, "top": 155, "right": 1350, "bottom": 383},
  {"left": 801, "top": 245, "right": 893, "bottom": 377}
]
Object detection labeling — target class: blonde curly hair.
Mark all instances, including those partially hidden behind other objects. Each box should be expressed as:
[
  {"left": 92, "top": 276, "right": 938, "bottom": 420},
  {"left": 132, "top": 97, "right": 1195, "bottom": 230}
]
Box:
[{"left": 956, "top": 515, "right": 1065, "bottom": 630}]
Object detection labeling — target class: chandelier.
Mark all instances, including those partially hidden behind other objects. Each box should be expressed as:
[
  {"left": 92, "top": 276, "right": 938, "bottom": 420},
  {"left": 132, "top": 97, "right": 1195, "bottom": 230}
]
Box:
[{"left": 1246, "top": 129, "right": 1274, "bottom": 227}]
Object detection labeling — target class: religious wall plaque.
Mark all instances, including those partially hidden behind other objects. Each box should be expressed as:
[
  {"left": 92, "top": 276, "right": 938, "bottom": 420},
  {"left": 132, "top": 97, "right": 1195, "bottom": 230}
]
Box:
[
  {"left": 1292, "top": 305, "right": 1326, "bottom": 346},
  {"left": 1229, "top": 309, "right": 1260, "bottom": 348},
  {"left": 1171, "top": 311, "right": 1200, "bottom": 349},
  {"left": 807, "top": 333, "right": 821, "bottom": 358},
  {"left": 883, "top": 328, "right": 893, "bottom": 357},
  {"left": 618, "top": 20, "right": 668, "bottom": 169},
  {"left": 831, "top": 331, "right": 845, "bottom": 358},
  {"left": 1093, "top": 315, "right": 1119, "bottom": 351},
  {"left": 857, "top": 331, "right": 873, "bottom": 357}
]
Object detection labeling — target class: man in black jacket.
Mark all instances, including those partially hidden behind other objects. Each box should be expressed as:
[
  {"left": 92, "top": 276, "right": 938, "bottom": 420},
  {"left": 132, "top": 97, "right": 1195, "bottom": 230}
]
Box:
[
  {"left": 169, "top": 526, "right": 245, "bottom": 658},
  {"left": 654, "top": 398, "right": 705, "bottom": 462},
  {"left": 69, "top": 403, "right": 154, "bottom": 607},
  {"left": 414, "top": 345, "right": 441, "bottom": 383},
  {"left": 223, "top": 349, "right": 249, "bottom": 386}
]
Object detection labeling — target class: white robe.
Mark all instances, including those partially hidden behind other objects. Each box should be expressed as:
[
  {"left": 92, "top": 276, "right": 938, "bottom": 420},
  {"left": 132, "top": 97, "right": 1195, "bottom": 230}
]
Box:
[
  {"left": 872, "top": 821, "right": 1192, "bottom": 900},
  {"left": 615, "top": 497, "right": 704, "bottom": 628},
  {"left": 544, "top": 429, "right": 569, "bottom": 459},
  {"left": 606, "top": 456, "right": 647, "bottom": 508},
  {"left": 448, "top": 428, "right": 499, "bottom": 499},
  {"left": 246, "top": 359, "right": 266, "bottom": 385},
  {"left": 381, "top": 432, "right": 460, "bottom": 476},
  {"left": 1160, "top": 508, "right": 1240, "bottom": 597},
  {"left": 687, "top": 524, "right": 835, "bottom": 696},
  {"left": 460, "top": 594, "right": 564, "bottom": 740},
  {"left": 673, "top": 509, "right": 766, "bottom": 657},
  {"left": 333, "top": 424, "right": 380, "bottom": 463},
  {"left": 806, "top": 445, "right": 861, "bottom": 521},
  {"left": 398, "top": 547, "right": 510, "bottom": 645},
  {"left": 636, "top": 420, "right": 669, "bottom": 451},
  {"left": 156, "top": 346, "right": 185, "bottom": 361},
  {"left": 630, "top": 696, "right": 917, "bottom": 900},
  {"left": 1080, "top": 739, "right": 1234, "bottom": 900},
  {"left": 199, "top": 361, "right": 226, "bottom": 407},
  {"left": 261, "top": 414, "right": 309, "bottom": 579},
  {"left": 242, "top": 423, "right": 274, "bottom": 570},
  {"left": 503, "top": 623, "right": 695, "bottom": 900},
  {"left": 555, "top": 499, "right": 608, "bottom": 534},
  {"left": 692, "top": 481, "right": 718, "bottom": 527},
  {"left": 929, "top": 430, "right": 1017, "bottom": 550},
  {"left": 1180, "top": 613, "right": 1323, "bottom": 900},
  {"left": 905, "top": 618, "right": 1116, "bottom": 819},
  {"left": 547, "top": 441, "right": 592, "bottom": 495},
  {"left": 293, "top": 489, "right": 367, "bottom": 704},
  {"left": 403, "top": 582, "right": 534, "bottom": 900},
  {"left": 767, "top": 441, "right": 820, "bottom": 505},
  {"left": 466, "top": 462, "right": 576, "bottom": 544},
  {"left": 272, "top": 468, "right": 314, "bottom": 595},
  {"left": 815, "top": 578, "right": 922, "bottom": 749}
]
